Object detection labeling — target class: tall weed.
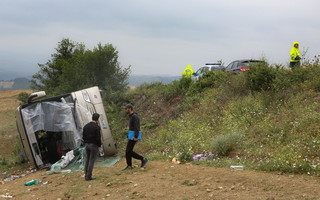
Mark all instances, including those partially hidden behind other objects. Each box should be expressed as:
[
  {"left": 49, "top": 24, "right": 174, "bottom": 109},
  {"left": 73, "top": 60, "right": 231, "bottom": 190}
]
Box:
[
  {"left": 211, "top": 133, "right": 243, "bottom": 156},
  {"left": 245, "top": 62, "right": 276, "bottom": 91}
]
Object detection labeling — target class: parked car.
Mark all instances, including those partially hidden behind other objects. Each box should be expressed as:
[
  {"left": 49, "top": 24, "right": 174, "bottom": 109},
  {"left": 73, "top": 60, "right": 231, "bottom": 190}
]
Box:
[
  {"left": 191, "top": 63, "right": 225, "bottom": 81},
  {"left": 225, "top": 59, "right": 264, "bottom": 74},
  {"left": 15, "top": 86, "right": 118, "bottom": 169}
]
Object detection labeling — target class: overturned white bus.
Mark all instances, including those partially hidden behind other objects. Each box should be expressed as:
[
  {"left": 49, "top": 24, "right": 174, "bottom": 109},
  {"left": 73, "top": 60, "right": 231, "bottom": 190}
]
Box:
[{"left": 15, "top": 86, "right": 117, "bottom": 169}]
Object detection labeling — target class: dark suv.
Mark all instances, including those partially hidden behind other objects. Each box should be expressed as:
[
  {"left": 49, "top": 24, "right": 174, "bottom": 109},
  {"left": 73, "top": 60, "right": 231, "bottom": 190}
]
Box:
[{"left": 225, "top": 59, "right": 264, "bottom": 74}]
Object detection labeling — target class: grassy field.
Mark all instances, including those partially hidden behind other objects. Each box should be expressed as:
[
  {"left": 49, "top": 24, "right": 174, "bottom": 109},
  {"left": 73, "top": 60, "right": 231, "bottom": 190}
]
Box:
[
  {"left": 114, "top": 65, "right": 320, "bottom": 177},
  {"left": 0, "top": 90, "right": 32, "bottom": 167},
  {"left": 2, "top": 72, "right": 320, "bottom": 199}
]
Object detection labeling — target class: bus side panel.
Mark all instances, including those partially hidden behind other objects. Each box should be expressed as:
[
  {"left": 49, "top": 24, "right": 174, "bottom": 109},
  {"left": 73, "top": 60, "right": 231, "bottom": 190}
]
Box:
[
  {"left": 15, "top": 107, "right": 37, "bottom": 168},
  {"left": 72, "top": 86, "right": 117, "bottom": 156}
]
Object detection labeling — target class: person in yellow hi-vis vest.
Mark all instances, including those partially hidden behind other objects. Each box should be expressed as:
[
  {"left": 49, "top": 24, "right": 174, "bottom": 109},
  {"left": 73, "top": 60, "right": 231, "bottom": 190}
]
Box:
[
  {"left": 290, "top": 41, "right": 301, "bottom": 69},
  {"left": 182, "top": 64, "right": 194, "bottom": 78}
]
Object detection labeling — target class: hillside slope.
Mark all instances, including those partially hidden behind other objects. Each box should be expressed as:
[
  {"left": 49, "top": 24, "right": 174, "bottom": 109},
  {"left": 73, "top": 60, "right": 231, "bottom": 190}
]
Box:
[{"left": 2, "top": 65, "right": 320, "bottom": 199}]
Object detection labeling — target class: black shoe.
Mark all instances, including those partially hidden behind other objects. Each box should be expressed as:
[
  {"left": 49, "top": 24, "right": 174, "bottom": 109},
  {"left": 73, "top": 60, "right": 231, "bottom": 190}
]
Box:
[
  {"left": 85, "top": 177, "right": 96, "bottom": 181},
  {"left": 122, "top": 166, "right": 133, "bottom": 171},
  {"left": 141, "top": 158, "right": 149, "bottom": 167}
]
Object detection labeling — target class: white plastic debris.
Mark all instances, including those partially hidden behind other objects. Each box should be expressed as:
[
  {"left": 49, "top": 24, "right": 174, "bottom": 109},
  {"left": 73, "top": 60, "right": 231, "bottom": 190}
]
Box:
[{"left": 60, "top": 150, "right": 75, "bottom": 168}]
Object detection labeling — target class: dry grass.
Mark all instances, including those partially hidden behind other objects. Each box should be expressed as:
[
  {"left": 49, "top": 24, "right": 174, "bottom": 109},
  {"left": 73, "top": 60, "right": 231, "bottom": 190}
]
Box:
[
  {"left": 0, "top": 90, "right": 33, "bottom": 158},
  {"left": 0, "top": 90, "right": 33, "bottom": 133},
  {"left": 129, "top": 86, "right": 136, "bottom": 91},
  {"left": 0, "top": 90, "right": 33, "bottom": 111}
]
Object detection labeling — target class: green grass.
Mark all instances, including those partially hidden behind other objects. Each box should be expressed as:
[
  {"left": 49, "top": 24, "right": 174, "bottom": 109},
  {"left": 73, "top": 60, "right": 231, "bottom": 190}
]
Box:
[
  {"left": 3, "top": 63, "right": 320, "bottom": 178},
  {"left": 116, "top": 64, "right": 320, "bottom": 176},
  {"left": 0, "top": 110, "right": 16, "bottom": 135}
]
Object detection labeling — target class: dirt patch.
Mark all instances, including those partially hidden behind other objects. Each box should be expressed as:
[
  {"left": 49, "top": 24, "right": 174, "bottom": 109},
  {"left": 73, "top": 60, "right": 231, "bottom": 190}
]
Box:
[{"left": 1, "top": 158, "right": 320, "bottom": 200}]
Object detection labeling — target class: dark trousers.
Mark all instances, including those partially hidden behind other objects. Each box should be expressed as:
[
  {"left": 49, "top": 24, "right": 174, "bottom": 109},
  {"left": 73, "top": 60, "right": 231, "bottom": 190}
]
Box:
[
  {"left": 125, "top": 140, "right": 143, "bottom": 166},
  {"left": 84, "top": 143, "right": 99, "bottom": 179},
  {"left": 290, "top": 61, "right": 300, "bottom": 69}
]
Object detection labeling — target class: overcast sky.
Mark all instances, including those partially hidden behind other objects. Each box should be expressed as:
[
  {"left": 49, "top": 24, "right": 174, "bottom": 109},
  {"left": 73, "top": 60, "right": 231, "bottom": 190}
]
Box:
[{"left": 0, "top": 0, "right": 319, "bottom": 79}]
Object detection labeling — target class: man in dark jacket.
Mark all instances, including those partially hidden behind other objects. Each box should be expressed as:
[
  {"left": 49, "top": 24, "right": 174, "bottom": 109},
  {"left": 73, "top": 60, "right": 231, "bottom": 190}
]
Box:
[
  {"left": 123, "top": 104, "right": 148, "bottom": 170},
  {"left": 83, "top": 113, "right": 101, "bottom": 180}
]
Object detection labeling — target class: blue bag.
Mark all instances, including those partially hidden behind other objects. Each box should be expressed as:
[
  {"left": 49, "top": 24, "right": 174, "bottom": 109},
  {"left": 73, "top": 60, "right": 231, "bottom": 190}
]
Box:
[{"left": 128, "top": 130, "right": 141, "bottom": 140}]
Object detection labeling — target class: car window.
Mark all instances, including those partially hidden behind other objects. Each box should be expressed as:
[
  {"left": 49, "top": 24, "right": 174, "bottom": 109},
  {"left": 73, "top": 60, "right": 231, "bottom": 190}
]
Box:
[
  {"left": 194, "top": 68, "right": 202, "bottom": 75},
  {"left": 241, "top": 61, "right": 262, "bottom": 67},
  {"left": 202, "top": 67, "right": 210, "bottom": 72},
  {"left": 226, "top": 62, "right": 234, "bottom": 69},
  {"left": 211, "top": 67, "right": 221, "bottom": 71},
  {"left": 241, "top": 63, "right": 250, "bottom": 67},
  {"left": 231, "top": 62, "right": 239, "bottom": 69}
]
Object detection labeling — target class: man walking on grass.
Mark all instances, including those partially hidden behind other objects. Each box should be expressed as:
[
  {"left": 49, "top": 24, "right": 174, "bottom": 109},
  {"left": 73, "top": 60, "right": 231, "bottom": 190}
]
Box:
[
  {"left": 123, "top": 104, "right": 148, "bottom": 170},
  {"left": 83, "top": 113, "right": 101, "bottom": 180}
]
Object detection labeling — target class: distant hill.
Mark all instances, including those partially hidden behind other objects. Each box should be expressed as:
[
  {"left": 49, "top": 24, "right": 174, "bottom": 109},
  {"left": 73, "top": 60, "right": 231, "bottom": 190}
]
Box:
[
  {"left": 0, "top": 78, "right": 30, "bottom": 91},
  {"left": 128, "top": 75, "right": 180, "bottom": 86},
  {"left": 0, "top": 75, "right": 179, "bottom": 90},
  {"left": 11, "top": 78, "right": 31, "bottom": 90},
  {"left": 0, "top": 81, "right": 14, "bottom": 90}
]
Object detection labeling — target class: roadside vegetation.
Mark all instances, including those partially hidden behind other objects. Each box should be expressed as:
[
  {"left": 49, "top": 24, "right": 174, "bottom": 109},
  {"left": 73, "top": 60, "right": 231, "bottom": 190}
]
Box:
[
  {"left": 3, "top": 38, "right": 320, "bottom": 178},
  {"left": 110, "top": 59, "right": 320, "bottom": 176}
]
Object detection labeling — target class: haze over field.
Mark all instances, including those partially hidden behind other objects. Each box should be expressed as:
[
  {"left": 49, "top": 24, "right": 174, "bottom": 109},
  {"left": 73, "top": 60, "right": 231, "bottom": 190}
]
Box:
[{"left": 0, "top": 0, "right": 319, "bottom": 80}]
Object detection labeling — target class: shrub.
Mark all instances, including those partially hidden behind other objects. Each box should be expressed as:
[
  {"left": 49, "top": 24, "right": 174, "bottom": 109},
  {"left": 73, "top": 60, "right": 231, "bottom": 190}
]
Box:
[
  {"left": 299, "top": 66, "right": 320, "bottom": 92},
  {"left": 17, "top": 92, "right": 30, "bottom": 105},
  {"left": 187, "top": 71, "right": 229, "bottom": 95},
  {"left": 177, "top": 146, "right": 193, "bottom": 163},
  {"left": 179, "top": 77, "right": 192, "bottom": 91},
  {"left": 272, "top": 68, "right": 292, "bottom": 91},
  {"left": 162, "top": 80, "right": 184, "bottom": 100},
  {"left": 245, "top": 62, "right": 276, "bottom": 91},
  {"left": 133, "top": 80, "right": 185, "bottom": 100},
  {"left": 290, "top": 66, "right": 309, "bottom": 85},
  {"left": 225, "top": 73, "right": 249, "bottom": 97},
  {"left": 211, "top": 133, "right": 243, "bottom": 156}
]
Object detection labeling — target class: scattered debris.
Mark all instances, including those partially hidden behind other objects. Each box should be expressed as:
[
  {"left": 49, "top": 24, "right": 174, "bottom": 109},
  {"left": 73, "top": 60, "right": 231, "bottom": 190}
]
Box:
[
  {"left": 60, "top": 150, "right": 75, "bottom": 168},
  {"left": 171, "top": 157, "right": 181, "bottom": 164},
  {"left": 27, "top": 188, "right": 39, "bottom": 191},
  {"left": 3, "top": 178, "right": 12, "bottom": 182},
  {"left": 24, "top": 179, "right": 41, "bottom": 186},
  {"left": 60, "top": 169, "right": 71, "bottom": 173},
  {"left": 192, "top": 152, "right": 215, "bottom": 161},
  {"left": 106, "top": 182, "right": 112, "bottom": 187},
  {"left": 230, "top": 165, "right": 244, "bottom": 170},
  {"left": 42, "top": 181, "right": 50, "bottom": 185},
  {"left": 44, "top": 169, "right": 71, "bottom": 175},
  {"left": 0, "top": 193, "right": 13, "bottom": 199},
  {"left": 3, "top": 169, "right": 35, "bottom": 182}
]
